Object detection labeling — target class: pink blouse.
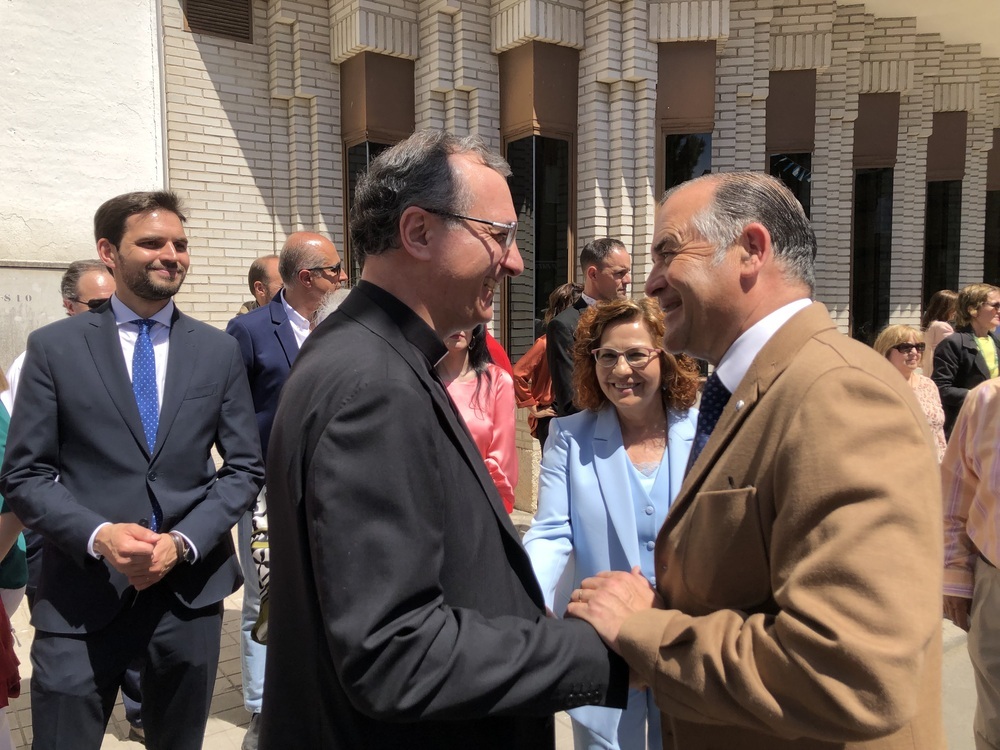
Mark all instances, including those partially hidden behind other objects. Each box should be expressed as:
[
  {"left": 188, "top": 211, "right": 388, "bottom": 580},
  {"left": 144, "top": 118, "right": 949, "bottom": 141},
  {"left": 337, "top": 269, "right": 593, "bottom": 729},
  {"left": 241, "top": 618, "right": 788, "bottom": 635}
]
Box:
[
  {"left": 922, "top": 320, "right": 954, "bottom": 376},
  {"left": 445, "top": 363, "right": 519, "bottom": 512},
  {"left": 912, "top": 373, "right": 947, "bottom": 462}
]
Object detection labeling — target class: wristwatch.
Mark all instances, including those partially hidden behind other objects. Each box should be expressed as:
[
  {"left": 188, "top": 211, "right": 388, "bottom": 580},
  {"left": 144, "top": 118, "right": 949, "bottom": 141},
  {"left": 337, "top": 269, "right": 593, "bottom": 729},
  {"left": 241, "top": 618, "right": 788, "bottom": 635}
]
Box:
[{"left": 169, "top": 531, "right": 193, "bottom": 564}]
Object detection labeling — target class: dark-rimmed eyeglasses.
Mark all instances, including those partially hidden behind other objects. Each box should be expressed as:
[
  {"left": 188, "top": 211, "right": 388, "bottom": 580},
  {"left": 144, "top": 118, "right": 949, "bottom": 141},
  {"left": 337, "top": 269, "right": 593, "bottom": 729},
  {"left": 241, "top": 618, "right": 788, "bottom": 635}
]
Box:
[
  {"left": 891, "top": 342, "right": 926, "bottom": 354},
  {"left": 591, "top": 346, "right": 662, "bottom": 369},
  {"left": 983, "top": 302, "right": 1000, "bottom": 311},
  {"left": 70, "top": 297, "right": 110, "bottom": 310},
  {"left": 308, "top": 263, "right": 342, "bottom": 277},
  {"left": 422, "top": 208, "right": 518, "bottom": 251}
]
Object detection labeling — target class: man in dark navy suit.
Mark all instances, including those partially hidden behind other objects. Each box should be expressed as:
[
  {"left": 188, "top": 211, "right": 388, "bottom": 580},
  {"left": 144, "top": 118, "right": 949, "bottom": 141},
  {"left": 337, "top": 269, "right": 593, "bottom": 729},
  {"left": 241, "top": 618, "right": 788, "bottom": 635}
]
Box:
[
  {"left": 0, "top": 191, "right": 264, "bottom": 750},
  {"left": 225, "top": 232, "right": 346, "bottom": 750}
]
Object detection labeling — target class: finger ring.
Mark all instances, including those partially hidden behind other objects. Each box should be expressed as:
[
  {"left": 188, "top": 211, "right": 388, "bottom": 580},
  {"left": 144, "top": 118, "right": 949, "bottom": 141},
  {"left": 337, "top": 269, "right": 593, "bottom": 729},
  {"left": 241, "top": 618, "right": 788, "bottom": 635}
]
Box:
[{"left": 575, "top": 589, "right": 582, "bottom": 603}]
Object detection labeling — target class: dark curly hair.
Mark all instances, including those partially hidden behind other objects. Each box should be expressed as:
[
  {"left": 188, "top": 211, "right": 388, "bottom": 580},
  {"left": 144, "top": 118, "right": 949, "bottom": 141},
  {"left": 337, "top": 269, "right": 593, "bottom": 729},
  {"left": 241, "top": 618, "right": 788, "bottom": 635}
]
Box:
[{"left": 571, "top": 297, "right": 699, "bottom": 412}]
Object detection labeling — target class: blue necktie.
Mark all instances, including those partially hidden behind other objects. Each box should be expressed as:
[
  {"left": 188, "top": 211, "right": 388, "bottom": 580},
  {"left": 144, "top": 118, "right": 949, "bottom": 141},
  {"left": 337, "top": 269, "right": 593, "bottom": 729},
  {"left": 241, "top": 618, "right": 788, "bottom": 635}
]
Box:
[
  {"left": 132, "top": 318, "right": 162, "bottom": 531},
  {"left": 686, "top": 372, "right": 731, "bottom": 474}
]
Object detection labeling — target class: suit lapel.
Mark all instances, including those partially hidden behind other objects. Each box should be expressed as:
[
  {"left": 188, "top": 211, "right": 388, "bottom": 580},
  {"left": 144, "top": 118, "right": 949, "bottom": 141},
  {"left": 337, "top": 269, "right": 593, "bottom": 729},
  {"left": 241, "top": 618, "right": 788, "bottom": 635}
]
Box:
[
  {"left": 271, "top": 296, "right": 299, "bottom": 368},
  {"left": 153, "top": 309, "right": 196, "bottom": 461},
  {"left": 84, "top": 309, "right": 149, "bottom": 456},
  {"left": 661, "top": 408, "right": 695, "bottom": 507},
  {"left": 667, "top": 302, "right": 834, "bottom": 527},
  {"left": 591, "top": 408, "right": 640, "bottom": 569}
]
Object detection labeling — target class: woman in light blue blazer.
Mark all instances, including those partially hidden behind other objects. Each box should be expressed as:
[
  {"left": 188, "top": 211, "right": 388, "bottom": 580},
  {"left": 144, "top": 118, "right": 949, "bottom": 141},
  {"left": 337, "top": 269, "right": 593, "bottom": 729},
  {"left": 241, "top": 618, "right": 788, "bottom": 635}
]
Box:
[{"left": 524, "top": 297, "right": 700, "bottom": 750}]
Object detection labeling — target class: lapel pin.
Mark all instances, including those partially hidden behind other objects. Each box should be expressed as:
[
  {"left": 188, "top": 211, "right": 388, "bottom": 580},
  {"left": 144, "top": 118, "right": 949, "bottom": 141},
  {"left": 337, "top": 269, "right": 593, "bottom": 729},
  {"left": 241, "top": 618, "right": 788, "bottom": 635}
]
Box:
[{"left": 734, "top": 400, "right": 745, "bottom": 412}]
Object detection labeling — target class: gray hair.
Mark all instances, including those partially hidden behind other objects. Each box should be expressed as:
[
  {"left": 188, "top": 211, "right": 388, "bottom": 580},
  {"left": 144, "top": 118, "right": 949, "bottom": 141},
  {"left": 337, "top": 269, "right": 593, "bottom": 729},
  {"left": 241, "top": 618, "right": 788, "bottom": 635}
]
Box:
[
  {"left": 350, "top": 130, "right": 512, "bottom": 262},
  {"left": 278, "top": 238, "right": 330, "bottom": 286},
  {"left": 312, "top": 287, "right": 352, "bottom": 328},
  {"left": 60, "top": 259, "right": 110, "bottom": 300},
  {"left": 662, "top": 172, "right": 817, "bottom": 292}
]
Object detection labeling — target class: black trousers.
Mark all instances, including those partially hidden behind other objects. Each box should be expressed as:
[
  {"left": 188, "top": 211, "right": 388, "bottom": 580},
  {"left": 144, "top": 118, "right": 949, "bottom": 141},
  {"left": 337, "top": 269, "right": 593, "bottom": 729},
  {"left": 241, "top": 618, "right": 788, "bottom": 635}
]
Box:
[{"left": 29, "top": 584, "right": 223, "bottom": 750}]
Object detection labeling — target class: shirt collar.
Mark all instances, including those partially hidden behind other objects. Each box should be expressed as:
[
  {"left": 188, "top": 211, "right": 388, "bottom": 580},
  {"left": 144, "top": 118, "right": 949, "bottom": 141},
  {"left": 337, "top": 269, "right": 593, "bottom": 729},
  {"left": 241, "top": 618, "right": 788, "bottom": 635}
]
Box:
[
  {"left": 110, "top": 294, "right": 175, "bottom": 329},
  {"left": 581, "top": 293, "right": 598, "bottom": 307},
  {"left": 280, "top": 290, "right": 311, "bottom": 331},
  {"left": 714, "top": 298, "right": 812, "bottom": 392},
  {"left": 354, "top": 281, "right": 448, "bottom": 369}
]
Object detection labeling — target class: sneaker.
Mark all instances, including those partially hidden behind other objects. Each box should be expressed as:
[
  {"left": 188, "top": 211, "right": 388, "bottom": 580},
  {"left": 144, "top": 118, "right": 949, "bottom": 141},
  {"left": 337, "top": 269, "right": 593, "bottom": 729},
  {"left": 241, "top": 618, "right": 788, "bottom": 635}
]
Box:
[
  {"left": 127, "top": 723, "right": 146, "bottom": 745},
  {"left": 242, "top": 712, "right": 261, "bottom": 750}
]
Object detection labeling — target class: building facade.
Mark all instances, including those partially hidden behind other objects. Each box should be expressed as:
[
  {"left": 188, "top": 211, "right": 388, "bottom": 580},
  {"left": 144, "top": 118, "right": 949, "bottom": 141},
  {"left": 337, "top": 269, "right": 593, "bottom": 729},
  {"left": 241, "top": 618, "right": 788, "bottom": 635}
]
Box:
[{"left": 2, "top": 0, "right": 998, "bottom": 507}]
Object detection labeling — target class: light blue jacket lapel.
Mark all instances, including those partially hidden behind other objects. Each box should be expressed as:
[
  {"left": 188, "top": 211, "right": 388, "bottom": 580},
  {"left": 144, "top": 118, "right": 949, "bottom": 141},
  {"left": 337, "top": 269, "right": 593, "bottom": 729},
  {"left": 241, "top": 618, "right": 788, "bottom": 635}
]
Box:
[{"left": 591, "top": 407, "right": 640, "bottom": 570}]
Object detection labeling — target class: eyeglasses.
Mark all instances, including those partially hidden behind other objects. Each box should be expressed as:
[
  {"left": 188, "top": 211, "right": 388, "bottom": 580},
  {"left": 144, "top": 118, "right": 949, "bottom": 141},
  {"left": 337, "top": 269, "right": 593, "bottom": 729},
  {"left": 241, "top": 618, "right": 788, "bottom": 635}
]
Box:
[
  {"left": 308, "top": 263, "right": 343, "bottom": 277},
  {"left": 70, "top": 297, "right": 110, "bottom": 310},
  {"left": 891, "top": 343, "right": 926, "bottom": 354},
  {"left": 422, "top": 208, "right": 518, "bottom": 252},
  {"left": 592, "top": 346, "right": 662, "bottom": 369},
  {"left": 982, "top": 302, "right": 1000, "bottom": 311}
]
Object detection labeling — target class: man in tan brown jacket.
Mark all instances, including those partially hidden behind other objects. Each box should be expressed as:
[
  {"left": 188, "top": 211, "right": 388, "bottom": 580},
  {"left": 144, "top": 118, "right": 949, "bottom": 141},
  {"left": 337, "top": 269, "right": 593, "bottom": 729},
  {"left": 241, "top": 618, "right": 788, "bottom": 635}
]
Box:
[{"left": 567, "top": 172, "right": 944, "bottom": 749}]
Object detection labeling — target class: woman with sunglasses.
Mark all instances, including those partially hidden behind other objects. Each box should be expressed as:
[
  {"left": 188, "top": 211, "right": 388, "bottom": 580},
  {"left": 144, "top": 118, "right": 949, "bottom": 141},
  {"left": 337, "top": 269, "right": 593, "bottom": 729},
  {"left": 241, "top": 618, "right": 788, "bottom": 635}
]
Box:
[
  {"left": 872, "top": 325, "right": 947, "bottom": 461},
  {"left": 932, "top": 283, "right": 1000, "bottom": 437},
  {"left": 523, "top": 297, "right": 699, "bottom": 750}
]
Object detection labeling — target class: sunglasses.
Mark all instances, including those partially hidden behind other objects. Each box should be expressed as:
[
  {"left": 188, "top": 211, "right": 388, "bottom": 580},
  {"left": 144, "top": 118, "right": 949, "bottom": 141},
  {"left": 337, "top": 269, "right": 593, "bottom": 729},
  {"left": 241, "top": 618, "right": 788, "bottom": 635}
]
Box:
[
  {"left": 308, "top": 263, "right": 343, "bottom": 277},
  {"left": 892, "top": 343, "right": 926, "bottom": 354},
  {"left": 71, "top": 297, "right": 110, "bottom": 310},
  {"left": 983, "top": 302, "right": 1000, "bottom": 311}
]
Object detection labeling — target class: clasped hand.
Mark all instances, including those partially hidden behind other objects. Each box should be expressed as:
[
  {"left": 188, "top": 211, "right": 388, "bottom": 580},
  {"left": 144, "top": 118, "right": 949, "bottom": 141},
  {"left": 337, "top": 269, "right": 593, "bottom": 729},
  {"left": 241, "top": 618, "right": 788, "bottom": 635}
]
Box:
[
  {"left": 565, "top": 566, "right": 663, "bottom": 654},
  {"left": 94, "top": 523, "right": 180, "bottom": 591}
]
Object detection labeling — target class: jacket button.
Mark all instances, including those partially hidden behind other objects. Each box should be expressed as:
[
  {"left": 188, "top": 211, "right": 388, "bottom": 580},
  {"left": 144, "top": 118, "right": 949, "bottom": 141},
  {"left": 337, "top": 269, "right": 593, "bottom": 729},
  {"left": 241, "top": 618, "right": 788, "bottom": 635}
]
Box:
[{"left": 148, "top": 471, "right": 157, "bottom": 482}]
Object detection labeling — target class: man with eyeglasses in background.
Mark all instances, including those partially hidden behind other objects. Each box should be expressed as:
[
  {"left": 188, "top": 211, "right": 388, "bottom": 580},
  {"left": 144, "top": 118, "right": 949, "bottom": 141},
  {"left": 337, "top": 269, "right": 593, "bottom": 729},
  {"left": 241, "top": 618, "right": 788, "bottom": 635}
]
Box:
[
  {"left": 547, "top": 238, "right": 632, "bottom": 419},
  {"left": 224, "top": 230, "right": 347, "bottom": 750},
  {"left": 258, "top": 130, "right": 627, "bottom": 749},
  {"left": 3, "top": 260, "right": 116, "bottom": 413}
]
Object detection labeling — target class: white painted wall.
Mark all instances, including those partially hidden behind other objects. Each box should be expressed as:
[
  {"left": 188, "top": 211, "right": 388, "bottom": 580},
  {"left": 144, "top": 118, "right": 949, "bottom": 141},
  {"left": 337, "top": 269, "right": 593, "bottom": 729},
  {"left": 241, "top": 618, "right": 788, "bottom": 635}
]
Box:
[{"left": 0, "top": 0, "right": 164, "bottom": 263}]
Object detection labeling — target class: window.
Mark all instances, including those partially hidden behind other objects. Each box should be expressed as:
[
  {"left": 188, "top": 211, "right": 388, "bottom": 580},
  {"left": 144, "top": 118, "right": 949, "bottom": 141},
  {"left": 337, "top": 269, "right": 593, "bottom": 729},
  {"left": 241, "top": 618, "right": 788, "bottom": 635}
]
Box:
[
  {"left": 851, "top": 168, "right": 893, "bottom": 344},
  {"left": 184, "top": 0, "right": 253, "bottom": 42},
  {"left": 504, "top": 136, "right": 572, "bottom": 359},
  {"left": 664, "top": 134, "right": 712, "bottom": 191},
  {"left": 769, "top": 153, "right": 812, "bottom": 217},
  {"left": 344, "top": 141, "right": 392, "bottom": 281},
  {"left": 985, "top": 190, "right": 1000, "bottom": 287},
  {"left": 923, "top": 181, "right": 962, "bottom": 306}
]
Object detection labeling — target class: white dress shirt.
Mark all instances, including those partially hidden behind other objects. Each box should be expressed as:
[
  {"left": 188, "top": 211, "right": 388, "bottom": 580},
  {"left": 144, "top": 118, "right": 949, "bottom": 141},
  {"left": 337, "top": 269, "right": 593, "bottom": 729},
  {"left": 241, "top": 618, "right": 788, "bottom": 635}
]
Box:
[
  {"left": 281, "top": 291, "right": 311, "bottom": 348},
  {"left": 110, "top": 295, "right": 174, "bottom": 409},
  {"left": 714, "top": 299, "right": 813, "bottom": 393}
]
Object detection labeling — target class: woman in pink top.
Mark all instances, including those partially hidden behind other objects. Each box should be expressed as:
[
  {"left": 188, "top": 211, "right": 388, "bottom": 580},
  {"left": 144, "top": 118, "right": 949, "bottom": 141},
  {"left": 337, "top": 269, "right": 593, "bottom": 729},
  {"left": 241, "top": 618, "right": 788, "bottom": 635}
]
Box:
[
  {"left": 873, "top": 324, "right": 947, "bottom": 461},
  {"left": 439, "top": 325, "right": 518, "bottom": 512},
  {"left": 921, "top": 289, "right": 957, "bottom": 376}
]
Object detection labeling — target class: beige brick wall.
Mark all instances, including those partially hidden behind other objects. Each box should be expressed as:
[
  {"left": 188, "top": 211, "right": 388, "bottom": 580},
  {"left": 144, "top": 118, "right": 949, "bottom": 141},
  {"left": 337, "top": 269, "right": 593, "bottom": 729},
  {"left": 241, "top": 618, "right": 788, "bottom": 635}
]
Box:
[
  {"left": 156, "top": 0, "right": 1000, "bottom": 510},
  {"left": 162, "top": 0, "right": 341, "bottom": 327}
]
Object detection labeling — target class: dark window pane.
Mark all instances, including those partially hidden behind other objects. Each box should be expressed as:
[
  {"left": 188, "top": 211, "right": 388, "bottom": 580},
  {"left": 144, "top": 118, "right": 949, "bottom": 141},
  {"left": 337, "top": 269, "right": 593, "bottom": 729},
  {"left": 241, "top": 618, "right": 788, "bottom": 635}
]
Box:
[
  {"left": 769, "top": 153, "right": 812, "bottom": 217},
  {"left": 923, "top": 180, "right": 963, "bottom": 306},
  {"left": 506, "top": 136, "right": 571, "bottom": 359},
  {"left": 345, "top": 141, "right": 392, "bottom": 281},
  {"left": 986, "top": 191, "right": 1000, "bottom": 287},
  {"left": 664, "top": 133, "right": 712, "bottom": 191},
  {"left": 851, "top": 168, "right": 893, "bottom": 344}
]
